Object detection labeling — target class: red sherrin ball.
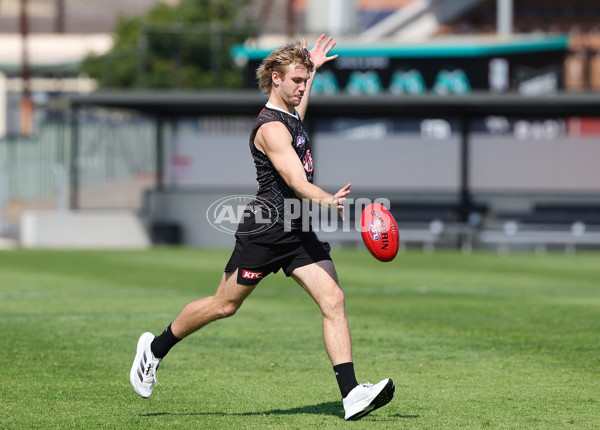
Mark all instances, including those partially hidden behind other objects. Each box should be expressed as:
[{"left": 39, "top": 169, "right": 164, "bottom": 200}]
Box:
[{"left": 361, "top": 203, "right": 400, "bottom": 262}]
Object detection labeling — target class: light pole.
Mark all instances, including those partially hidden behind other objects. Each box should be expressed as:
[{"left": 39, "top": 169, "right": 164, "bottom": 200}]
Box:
[{"left": 20, "top": 0, "right": 32, "bottom": 136}]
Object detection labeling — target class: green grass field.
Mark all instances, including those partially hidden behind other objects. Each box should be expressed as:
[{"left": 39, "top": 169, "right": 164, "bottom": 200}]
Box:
[{"left": 1, "top": 248, "right": 599, "bottom": 429}]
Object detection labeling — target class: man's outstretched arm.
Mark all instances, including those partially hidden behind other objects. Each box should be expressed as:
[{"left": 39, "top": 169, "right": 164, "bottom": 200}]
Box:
[{"left": 297, "top": 34, "right": 338, "bottom": 121}]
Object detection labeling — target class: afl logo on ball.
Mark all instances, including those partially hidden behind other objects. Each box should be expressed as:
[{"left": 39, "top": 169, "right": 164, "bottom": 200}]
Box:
[
  {"left": 369, "top": 221, "right": 380, "bottom": 241},
  {"left": 296, "top": 136, "right": 306, "bottom": 148}
]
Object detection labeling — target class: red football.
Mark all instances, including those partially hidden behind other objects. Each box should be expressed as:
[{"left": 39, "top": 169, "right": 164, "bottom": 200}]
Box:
[{"left": 361, "top": 203, "right": 400, "bottom": 262}]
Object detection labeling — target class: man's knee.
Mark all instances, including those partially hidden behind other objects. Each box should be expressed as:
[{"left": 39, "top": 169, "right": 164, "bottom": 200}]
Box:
[
  {"left": 334, "top": 287, "right": 346, "bottom": 309},
  {"left": 322, "top": 285, "right": 346, "bottom": 315},
  {"left": 216, "top": 299, "right": 242, "bottom": 319}
]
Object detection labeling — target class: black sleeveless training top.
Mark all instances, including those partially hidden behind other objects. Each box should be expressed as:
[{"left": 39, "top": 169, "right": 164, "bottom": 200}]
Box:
[{"left": 249, "top": 105, "right": 314, "bottom": 230}]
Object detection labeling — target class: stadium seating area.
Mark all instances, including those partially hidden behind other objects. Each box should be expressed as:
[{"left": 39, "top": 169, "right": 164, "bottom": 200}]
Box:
[
  {"left": 318, "top": 200, "right": 600, "bottom": 254},
  {"left": 476, "top": 203, "right": 600, "bottom": 253},
  {"left": 318, "top": 200, "right": 488, "bottom": 253},
  {"left": 496, "top": 204, "right": 600, "bottom": 226}
]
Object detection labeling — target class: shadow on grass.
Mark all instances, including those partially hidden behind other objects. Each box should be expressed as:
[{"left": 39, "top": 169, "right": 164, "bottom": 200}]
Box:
[{"left": 140, "top": 401, "right": 420, "bottom": 420}]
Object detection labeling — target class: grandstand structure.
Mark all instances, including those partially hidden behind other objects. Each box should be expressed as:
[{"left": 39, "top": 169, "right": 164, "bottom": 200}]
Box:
[
  {"left": 57, "top": 89, "right": 600, "bottom": 252},
  {"left": 1, "top": 0, "right": 600, "bottom": 250}
]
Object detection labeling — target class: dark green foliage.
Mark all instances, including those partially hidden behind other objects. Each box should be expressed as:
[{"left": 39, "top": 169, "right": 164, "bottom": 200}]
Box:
[{"left": 80, "top": 0, "right": 257, "bottom": 89}]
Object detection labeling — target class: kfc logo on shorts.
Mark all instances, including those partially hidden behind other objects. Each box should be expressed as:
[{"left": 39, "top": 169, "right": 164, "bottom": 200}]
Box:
[
  {"left": 303, "top": 149, "right": 313, "bottom": 173},
  {"left": 296, "top": 136, "right": 306, "bottom": 148},
  {"left": 242, "top": 270, "right": 263, "bottom": 280}
]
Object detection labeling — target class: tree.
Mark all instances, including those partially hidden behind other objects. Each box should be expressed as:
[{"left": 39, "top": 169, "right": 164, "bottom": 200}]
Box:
[{"left": 80, "top": 0, "right": 258, "bottom": 89}]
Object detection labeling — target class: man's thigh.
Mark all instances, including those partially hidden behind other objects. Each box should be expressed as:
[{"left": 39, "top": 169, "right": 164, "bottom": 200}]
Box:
[
  {"left": 215, "top": 269, "right": 257, "bottom": 304},
  {"left": 291, "top": 260, "right": 341, "bottom": 304}
]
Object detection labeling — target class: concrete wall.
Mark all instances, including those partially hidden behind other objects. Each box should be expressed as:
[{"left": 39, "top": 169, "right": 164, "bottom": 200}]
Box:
[
  {"left": 144, "top": 189, "right": 252, "bottom": 248},
  {"left": 20, "top": 210, "right": 150, "bottom": 249},
  {"left": 140, "top": 114, "right": 600, "bottom": 247}
]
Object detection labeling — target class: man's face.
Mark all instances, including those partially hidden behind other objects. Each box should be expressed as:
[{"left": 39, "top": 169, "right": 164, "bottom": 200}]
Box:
[{"left": 273, "top": 63, "right": 309, "bottom": 107}]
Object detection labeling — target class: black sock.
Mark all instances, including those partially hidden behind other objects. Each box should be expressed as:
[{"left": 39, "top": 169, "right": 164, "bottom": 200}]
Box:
[
  {"left": 333, "top": 362, "right": 359, "bottom": 398},
  {"left": 150, "top": 324, "right": 181, "bottom": 359}
]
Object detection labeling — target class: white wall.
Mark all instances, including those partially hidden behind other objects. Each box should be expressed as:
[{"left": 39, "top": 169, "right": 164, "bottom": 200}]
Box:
[
  {"left": 144, "top": 189, "right": 252, "bottom": 248},
  {"left": 306, "top": 0, "right": 357, "bottom": 36},
  {"left": 0, "top": 72, "right": 6, "bottom": 138},
  {"left": 20, "top": 210, "right": 150, "bottom": 249}
]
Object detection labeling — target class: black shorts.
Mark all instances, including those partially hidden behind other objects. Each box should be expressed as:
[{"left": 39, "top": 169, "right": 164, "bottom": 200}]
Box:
[{"left": 224, "top": 212, "right": 331, "bottom": 286}]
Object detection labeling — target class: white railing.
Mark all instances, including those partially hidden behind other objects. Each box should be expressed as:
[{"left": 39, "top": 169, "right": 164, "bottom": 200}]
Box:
[{"left": 0, "top": 162, "right": 68, "bottom": 236}]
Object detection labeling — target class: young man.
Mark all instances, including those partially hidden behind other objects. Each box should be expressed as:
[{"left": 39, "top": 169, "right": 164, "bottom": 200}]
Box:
[{"left": 130, "top": 35, "right": 394, "bottom": 421}]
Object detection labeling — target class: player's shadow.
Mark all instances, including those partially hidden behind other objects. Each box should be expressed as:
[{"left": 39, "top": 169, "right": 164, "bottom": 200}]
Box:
[{"left": 141, "top": 401, "right": 420, "bottom": 420}]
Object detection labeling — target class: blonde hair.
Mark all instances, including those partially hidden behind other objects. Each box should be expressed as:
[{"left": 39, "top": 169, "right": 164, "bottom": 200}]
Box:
[{"left": 256, "top": 41, "right": 314, "bottom": 94}]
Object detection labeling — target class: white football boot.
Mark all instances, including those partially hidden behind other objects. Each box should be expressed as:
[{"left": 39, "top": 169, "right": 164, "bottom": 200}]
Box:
[
  {"left": 343, "top": 378, "right": 395, "bottom": 420},
  {"left": 130, "top": 332, "right": 161, "bottom": 398}
]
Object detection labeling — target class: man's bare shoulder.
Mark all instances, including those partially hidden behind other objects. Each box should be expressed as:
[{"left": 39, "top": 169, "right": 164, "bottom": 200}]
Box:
[
  {"left": 259, "top": 120, "right": 289, "bottom": 134},
  {"left": 255, "top": 121, "right": 292, "bottom": 153}
]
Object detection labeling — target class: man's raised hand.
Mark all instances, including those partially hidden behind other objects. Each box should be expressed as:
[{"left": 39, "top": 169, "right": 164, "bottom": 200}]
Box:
[{"left": 303, "top": 34, "right": 338, "bottom": 70}]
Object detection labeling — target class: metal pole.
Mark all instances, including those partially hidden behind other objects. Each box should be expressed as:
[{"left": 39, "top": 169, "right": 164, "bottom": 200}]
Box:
[
  {"left": 210, "top": 23, "right": 221, "bottom": 88},
  {"left": 497, "top": 0, "right": 513, "bottom": 36},
  {"left": 55, "top": 0, "right": 65, "bottom": 33},
  {"left": 459, "top": 117, "right": 472, "bottom": 222},
  {"left": 69, "top": 108, "right": 79, "bottom": 210},
  {"left": 155, "top": 116, "right": 164, "bottom": 192},
  {"left": 137, "top": 23, "right": 148, "bottom": 88},
  {"left": 20, "top": 0, "right": 33, "bottom": 136},
  {"left": 259, "top": 0, "right": 274, "bottom": 26},
  {"left": 286, "top": 0, "right": 296, "bottom": 38}
]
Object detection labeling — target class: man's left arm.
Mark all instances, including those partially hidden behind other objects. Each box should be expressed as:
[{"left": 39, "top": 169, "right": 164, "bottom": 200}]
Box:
[{"left": 297, "top": 34, "right": 338, "bottom": 121}]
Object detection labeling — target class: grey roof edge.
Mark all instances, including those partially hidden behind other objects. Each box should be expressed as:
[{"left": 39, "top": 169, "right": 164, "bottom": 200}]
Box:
[{"left": 66, "top": 90, "right": 600, "bottom": 117}]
